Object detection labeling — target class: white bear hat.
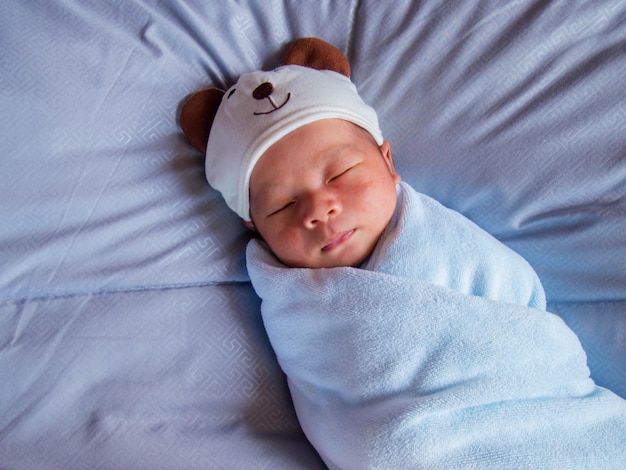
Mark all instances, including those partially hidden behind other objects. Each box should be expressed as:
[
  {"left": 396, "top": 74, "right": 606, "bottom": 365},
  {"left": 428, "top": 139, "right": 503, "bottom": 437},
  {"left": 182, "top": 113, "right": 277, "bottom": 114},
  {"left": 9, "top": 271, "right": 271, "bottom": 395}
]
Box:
[{"left": 180, "top": 38, "right": 383, "bottom": 221}]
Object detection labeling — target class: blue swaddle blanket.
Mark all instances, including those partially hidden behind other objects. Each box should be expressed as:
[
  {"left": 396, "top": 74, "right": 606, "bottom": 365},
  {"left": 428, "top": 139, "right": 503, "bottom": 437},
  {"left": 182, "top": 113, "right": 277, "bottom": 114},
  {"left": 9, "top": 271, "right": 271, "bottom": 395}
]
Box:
[
  {"left": 247, "top": 183, "right": 626, "bottom": 469},
  {"left": 363, "top": 183, "right": 546, "bottom": 309}
]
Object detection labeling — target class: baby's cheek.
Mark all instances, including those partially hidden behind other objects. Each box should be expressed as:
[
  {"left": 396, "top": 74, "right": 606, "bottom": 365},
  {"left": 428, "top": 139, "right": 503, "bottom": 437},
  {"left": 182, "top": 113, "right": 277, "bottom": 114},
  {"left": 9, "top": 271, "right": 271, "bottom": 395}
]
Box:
[
  {"left": 275, "top": 228, "right": 302, "bottom": 256},
  {"left": 363, "top": 181, "right": 397, "bottom": 216},
  {"left": 356, "top": 179, "right": 386, "bottom": 201},
  {"left": 285, "top": 229, "right": 301, "bottom": 246}
]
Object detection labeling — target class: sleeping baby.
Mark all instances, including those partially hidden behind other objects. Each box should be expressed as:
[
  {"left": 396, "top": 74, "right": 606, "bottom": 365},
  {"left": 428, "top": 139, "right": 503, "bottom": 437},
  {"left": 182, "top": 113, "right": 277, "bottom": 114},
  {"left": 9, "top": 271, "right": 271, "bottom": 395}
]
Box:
[{"left": 181, "top": 38, "right": 626, "bottom": 469}]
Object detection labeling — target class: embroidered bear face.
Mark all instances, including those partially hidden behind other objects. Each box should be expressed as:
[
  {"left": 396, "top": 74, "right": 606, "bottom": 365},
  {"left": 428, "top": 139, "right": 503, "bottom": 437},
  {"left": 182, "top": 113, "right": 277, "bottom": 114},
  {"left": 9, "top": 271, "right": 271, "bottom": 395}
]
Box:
[{"left": 180, "top": 37, "right": 350, "bottom": 154}]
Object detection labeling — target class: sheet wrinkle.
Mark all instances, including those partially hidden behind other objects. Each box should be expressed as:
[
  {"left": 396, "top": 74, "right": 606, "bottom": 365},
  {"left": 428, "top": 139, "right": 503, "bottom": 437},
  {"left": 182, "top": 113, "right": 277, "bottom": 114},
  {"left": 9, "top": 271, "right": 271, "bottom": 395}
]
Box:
[
  {"left": 478, "top": 13, "right": 624, "bottom": 143},
  {"left": 4, "top": 294, "right": 88, "bottom": 363},
  {"left": 44, "top": 144, "right": 127, "bottom": 293},
  {"left": 0, "top": 306, "right": 84, "bottom": 440},
  {"left": 0, "top": 280, "right": 251, "bottom": 306},
  {"left": 478, "top": 50, "right": 605, "bottom": 144},
  {"left": 441, "top": 1, "right": 548, "bottom": 74},
  {"left": 446, "top": 7, "right": 581, "bottom": 138},
  {"left": 429, "top": 6, "right": 557, "bottom": 136},
  {"left": 0, "top": 394, "right": 43, "bottom": 441},
  {"left": 43, "top": 161, "right": 101, "bottom": 254},
  {"left": 153, "top": 2, "right": 234, "bottom": 87},
  {"left": 139, "top": 20, "right": 162, "bottom": 57},
  {"left": 345, "top": 0, "right": 360, "bottom": 65},
  {"left": 438, "top": 2, "right": 509, "bottom": 70},
  {"left": 90, "top": 47, "right": 136, "bottom": 118},
  {"left": 7, "top": 297, "right": 39, "bottom": 348}
]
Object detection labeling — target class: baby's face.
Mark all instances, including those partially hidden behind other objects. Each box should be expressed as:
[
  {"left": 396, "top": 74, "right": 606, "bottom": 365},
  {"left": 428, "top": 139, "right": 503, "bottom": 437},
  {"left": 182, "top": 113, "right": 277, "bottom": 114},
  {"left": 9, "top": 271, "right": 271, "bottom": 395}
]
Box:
[{"left": 246, "top": 119, "right": 400, "bottom": 268}]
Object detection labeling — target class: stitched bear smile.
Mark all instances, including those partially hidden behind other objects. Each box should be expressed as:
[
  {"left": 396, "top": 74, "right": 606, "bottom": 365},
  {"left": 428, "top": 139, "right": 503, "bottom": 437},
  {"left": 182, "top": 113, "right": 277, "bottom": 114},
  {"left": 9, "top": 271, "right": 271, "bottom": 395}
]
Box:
[{"left": 252, "top": 82, "right": 291, "bottom": 115}]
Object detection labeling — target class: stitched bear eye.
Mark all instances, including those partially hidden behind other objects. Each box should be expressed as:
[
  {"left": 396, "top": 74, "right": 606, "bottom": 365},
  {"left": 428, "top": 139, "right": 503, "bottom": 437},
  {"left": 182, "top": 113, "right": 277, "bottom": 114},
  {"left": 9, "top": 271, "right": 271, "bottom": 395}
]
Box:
[{"left": 227, "top": 88, "right": 236, "bottom": 99}]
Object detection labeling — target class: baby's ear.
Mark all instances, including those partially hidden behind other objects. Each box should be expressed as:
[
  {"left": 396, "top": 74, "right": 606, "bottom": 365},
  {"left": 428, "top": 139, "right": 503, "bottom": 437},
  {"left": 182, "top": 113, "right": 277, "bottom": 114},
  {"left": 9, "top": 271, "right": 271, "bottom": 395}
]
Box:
[
  {"left": 180, "top": 88, "right": 225, "bottom": 154},
  {"left": 282, "top": 37, "right": 351, "bottom": 78},
  {"left": 243, "top": 220, "right": 256, "bottom": 232}
]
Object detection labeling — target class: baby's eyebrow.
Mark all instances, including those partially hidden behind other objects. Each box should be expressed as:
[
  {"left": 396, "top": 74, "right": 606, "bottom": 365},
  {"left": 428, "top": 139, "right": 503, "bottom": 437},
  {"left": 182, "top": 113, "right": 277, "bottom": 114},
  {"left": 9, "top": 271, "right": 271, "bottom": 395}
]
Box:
[
  {"left": 252, "top": 182, "right": 290, "bottom": 206},
  {"left": 321, "top": 144, "right": 360, "bottom": 163}
]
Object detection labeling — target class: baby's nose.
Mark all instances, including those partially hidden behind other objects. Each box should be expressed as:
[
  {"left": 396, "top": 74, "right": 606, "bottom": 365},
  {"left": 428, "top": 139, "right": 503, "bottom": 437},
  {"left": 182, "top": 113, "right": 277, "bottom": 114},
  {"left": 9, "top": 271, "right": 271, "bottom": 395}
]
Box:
[
  {"left": 303, "top": 194, "right": 341, "bottom": 228},
  {"left": 253, "top": 82, "right": 274, "bottom": 100}
]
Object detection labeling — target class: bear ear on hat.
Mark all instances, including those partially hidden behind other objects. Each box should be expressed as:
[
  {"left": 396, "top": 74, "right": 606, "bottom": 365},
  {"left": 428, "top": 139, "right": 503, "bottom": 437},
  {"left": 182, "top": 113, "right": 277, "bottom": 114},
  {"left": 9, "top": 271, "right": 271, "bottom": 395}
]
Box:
[
  {"left": 180, "top": 37, "right": 350, "bottom": 153},
  {"left": 282, "top": 37, "right": 351, "bottom": 77},
  {"left": 180, "top": 87, "right": 225, "bottom": 154}
]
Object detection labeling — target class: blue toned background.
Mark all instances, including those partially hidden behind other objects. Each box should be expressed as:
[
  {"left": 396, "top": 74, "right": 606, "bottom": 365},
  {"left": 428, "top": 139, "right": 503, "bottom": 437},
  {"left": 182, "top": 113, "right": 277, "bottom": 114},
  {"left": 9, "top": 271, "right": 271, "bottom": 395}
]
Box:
[{"left": 1, "top": 0, "right": 624, "bottom": 467}]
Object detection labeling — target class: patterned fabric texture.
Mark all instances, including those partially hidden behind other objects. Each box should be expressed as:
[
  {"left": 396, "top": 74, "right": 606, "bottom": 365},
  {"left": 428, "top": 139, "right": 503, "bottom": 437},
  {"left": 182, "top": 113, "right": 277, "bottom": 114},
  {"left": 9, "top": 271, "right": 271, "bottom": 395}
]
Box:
[{"left": 1, "top": 0, "right": 624, "bottom": 467}]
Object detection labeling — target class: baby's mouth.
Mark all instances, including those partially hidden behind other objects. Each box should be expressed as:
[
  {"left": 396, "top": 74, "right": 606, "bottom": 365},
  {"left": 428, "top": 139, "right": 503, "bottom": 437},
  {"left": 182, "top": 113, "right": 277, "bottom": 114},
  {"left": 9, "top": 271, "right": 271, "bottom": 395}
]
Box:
[{"left": 322, "top": 230, "right": 355, "bottom": 252}]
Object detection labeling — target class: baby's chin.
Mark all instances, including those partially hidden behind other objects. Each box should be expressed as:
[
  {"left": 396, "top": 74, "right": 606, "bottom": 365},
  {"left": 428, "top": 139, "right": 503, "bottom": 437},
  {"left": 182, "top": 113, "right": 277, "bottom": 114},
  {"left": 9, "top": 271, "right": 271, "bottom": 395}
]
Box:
[
  {"left": 276, "top": 242, "right": 375, "bottom": 269},
  {"left": 280, "top": 257, "right": 363, "bottom": 269}
]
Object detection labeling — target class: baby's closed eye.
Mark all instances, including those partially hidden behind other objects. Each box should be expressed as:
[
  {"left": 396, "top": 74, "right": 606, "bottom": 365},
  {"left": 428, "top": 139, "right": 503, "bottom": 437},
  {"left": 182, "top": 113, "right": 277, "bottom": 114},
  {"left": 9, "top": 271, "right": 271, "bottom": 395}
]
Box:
[
  {"left": 327, "top": 163, "right": 359, "bottom": 183},
  {"left": 268, "top": 200, "right": 296, "bottom": 217}
]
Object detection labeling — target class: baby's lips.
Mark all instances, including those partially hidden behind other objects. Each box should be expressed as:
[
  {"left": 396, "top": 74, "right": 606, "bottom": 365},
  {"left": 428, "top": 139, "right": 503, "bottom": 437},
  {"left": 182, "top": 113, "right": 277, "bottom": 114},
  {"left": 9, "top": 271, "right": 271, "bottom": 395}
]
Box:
[{"left": 322, "top": 229, "right": 355, "bottom": 252}]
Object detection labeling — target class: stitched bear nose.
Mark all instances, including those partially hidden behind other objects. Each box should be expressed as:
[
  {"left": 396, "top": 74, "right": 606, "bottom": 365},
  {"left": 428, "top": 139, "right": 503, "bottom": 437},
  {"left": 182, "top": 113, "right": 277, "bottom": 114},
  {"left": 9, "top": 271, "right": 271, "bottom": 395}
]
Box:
[{"left": 253, "top": 82, "right": 274, "bottom": 100}]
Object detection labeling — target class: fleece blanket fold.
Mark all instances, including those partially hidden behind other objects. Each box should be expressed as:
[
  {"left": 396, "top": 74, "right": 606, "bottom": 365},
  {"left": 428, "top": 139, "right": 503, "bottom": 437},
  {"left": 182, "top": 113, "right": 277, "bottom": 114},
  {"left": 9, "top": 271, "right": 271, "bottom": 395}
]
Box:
[{"left": 247, "top": 184, "right": 626, "bottom": 469}]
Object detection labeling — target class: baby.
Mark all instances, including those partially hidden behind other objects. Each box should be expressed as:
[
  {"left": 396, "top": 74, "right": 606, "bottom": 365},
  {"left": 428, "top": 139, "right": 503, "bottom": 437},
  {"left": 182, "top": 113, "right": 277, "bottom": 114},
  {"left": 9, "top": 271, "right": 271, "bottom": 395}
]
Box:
[{"left": 181, "top": 38, "right": 626, "bottom": 469}]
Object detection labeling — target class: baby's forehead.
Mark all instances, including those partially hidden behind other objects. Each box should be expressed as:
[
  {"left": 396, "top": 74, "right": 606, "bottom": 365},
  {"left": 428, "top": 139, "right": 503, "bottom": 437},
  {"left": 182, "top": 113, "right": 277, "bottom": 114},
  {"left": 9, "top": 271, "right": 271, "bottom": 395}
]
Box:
[
  {"left": 265, "top": 118, "right": 375, "bottom": 152},
  {"left": 257, "top": 118, "right": 374, "bottom": 164}
]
